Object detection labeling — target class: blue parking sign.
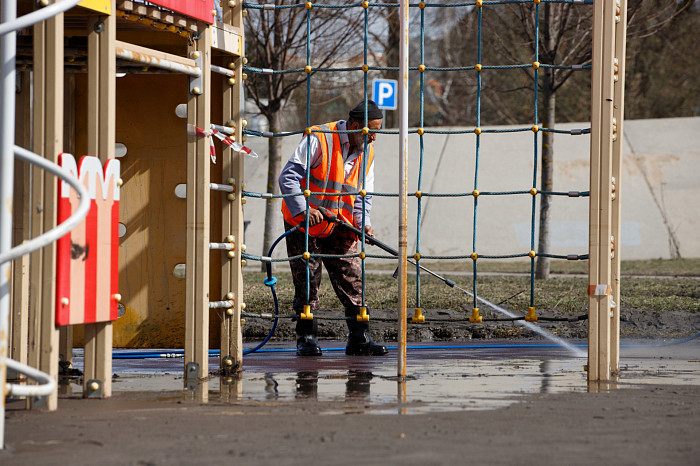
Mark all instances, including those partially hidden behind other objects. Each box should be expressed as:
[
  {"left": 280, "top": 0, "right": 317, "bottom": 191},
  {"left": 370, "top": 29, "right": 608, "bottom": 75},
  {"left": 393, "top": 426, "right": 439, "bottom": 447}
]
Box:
[{"left": 372, "top": 79, "right": 398, "bottom": 110}]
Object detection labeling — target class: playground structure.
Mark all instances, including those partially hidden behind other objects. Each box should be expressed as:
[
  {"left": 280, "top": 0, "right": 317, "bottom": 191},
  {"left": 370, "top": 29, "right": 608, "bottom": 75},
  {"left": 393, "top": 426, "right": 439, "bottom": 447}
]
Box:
[{"left": 0, "top": 0, "right": 626, "bottom": 449}]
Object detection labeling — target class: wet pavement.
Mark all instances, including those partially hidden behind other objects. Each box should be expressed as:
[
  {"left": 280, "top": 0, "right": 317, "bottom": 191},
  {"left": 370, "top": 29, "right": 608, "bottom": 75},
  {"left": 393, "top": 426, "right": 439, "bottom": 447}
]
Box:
[{"left": 62, "top": 338, "right": 700, "bottom": 414}]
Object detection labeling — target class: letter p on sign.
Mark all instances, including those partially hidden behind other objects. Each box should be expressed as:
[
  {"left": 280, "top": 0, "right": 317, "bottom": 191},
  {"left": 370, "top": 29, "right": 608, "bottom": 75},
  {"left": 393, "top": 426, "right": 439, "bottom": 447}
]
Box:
[{"left": 372, "top": 79, "right": 398, "bottom": 110}]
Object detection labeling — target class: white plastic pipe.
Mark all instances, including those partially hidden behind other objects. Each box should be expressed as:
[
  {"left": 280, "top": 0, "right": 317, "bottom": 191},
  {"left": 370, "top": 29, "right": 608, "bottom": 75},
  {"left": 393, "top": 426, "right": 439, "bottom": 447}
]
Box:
[
  {"left": 5, "top": 358, "right": 57, "bottom": 397},
  {"left": 0, "top": 146, "right": 91, "bottom": 265},
  {"left": 0, "top": 0, "right": 19, "bottom": 451},
  {"left": 0, "top": 0, "right": 81, "bottom": 37}
]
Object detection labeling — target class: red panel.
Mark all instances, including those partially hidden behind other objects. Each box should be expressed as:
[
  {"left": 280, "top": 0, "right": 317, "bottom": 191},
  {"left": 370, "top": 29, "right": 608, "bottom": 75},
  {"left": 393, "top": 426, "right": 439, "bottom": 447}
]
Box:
[
  {"left": 83, "top": 200, "right": 99, "bottom": 324},
  {"left": 148, "top": 0, "right": 215, "bottom": 24},
  {"left": 55, "top": 154, "right": 121, "bottom": 326},
  {"left": 110, "top": 202, "right": 120, "bottom": 321},
  {"left": 56, "top": 197, "right": 72, "bottom": 326}
]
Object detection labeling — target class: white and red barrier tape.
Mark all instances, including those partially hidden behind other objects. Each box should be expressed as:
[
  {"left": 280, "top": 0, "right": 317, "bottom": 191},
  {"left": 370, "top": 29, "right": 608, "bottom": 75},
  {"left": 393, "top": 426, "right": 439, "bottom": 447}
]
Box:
[{"left": 192, "top": 125, "right": 258, "bottom": 163}]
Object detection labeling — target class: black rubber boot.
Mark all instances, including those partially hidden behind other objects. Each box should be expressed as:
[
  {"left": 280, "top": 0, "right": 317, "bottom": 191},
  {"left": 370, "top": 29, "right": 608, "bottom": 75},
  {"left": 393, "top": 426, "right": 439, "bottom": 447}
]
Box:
[
  {"left": 295, "top": 312, "right": 322, "bottom": 356},
  {"left": 345, "top": 306, "right": 388, "bottom": 356}
]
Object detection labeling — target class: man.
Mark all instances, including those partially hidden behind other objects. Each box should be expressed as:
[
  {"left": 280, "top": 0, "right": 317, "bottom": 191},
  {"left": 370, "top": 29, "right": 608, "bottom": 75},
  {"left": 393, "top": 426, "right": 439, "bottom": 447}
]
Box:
[{"left": 279, "top": 100, "right": 388, "bottom": 357}]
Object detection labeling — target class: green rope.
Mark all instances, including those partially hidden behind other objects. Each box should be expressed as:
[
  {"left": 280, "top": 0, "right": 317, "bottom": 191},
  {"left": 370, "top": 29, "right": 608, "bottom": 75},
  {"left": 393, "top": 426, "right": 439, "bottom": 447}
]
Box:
[{"left": 241, "top": 0, "right": 593, "bottom": 320}]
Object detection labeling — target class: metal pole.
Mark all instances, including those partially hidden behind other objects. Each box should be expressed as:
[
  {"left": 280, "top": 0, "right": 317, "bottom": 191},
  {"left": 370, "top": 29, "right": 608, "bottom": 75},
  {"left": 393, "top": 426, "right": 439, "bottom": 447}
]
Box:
[
  {"left": 397, "top": 0, "right": 409, "bottom": 379},
  {"left": 0, "top": 0, "right": 18, "bottom": 450}
]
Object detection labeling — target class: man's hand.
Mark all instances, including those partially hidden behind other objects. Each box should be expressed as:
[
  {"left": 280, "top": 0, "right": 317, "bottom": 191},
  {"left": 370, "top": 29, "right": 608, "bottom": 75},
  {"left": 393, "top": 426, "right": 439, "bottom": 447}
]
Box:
[
  {"left": 302, "top": 208, "right": 324, "bottom": 227},
  {"left": 363, "top": 225, "right": 375, "bottom": 243}
]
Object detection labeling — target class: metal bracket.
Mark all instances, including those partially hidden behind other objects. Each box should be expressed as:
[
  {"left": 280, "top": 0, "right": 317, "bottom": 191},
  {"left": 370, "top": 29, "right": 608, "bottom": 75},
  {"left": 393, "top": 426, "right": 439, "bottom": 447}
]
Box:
[
  {"left": 189, "top": 52, "right": 203, "bottom": 96},
  {"left": 186, "top": 361, "right": 200, "bottom": 380},
  {"left": 221, "top": 356, "right": 240, "bottom": 376},
  {"left": 85, "top": 379, "right": 103, "bottom": 398}
]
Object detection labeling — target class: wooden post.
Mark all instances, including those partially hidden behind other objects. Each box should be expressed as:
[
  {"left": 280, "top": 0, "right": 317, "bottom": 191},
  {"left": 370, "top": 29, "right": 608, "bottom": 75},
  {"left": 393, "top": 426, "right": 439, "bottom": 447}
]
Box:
[
  {"left": 84, "top": 7, "right": 116, "bottom": 398},
  {"left": 610, "top": 0, "right": 628, "bottom": 376},
  {"left": 220, "top": 0, "right": 245, "bottom": 372},
  {"left": 185, "top": 27, "right": 212, "bottom": 381},
  {"left": 58, "top": 59, "right": 76, "bottom": 385},
  {"left": 11, "top": 72, "right": 32, "bottom": 368},
  {"left": 27, "top": 11, "right": 64, "bottom": 411},
  {"left": 588, "top": 0, "right": 617, "bottom": 382}
]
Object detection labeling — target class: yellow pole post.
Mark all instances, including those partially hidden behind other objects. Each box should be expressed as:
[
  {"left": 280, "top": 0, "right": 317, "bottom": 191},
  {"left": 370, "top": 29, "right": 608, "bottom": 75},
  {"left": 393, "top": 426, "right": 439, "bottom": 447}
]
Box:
[{"left": 397, "top": 0, "right": 409, "bottom": 379}]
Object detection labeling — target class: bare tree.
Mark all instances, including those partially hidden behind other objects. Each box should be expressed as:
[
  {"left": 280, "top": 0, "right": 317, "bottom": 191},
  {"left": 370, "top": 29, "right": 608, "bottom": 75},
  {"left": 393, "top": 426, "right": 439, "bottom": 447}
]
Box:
[
  {"left": 424, "top": 0, "right": 694, "bottom": 278},
  {"left": 244, "top": 1, "right": 371, "bottom": 269}
]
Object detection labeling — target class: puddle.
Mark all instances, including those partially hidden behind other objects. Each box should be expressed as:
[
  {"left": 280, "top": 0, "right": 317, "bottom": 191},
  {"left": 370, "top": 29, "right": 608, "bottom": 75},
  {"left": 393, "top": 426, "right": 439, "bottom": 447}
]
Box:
[{"left": 63, "top": 339, "right": 700, "bottom": 414}]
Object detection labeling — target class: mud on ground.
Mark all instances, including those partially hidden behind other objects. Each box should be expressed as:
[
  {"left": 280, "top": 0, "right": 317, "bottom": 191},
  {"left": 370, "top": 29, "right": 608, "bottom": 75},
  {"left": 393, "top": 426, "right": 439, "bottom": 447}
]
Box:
[{"left": 244, "top": 305, "right": 700, "bottom": 343}]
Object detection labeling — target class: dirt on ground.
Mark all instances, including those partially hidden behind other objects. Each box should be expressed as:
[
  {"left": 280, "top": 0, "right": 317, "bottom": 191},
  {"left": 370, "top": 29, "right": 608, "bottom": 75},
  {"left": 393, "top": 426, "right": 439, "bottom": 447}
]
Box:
[
  {"left": 3, "top": 383, "right": 699, "bottom": 465},
  {"left": 245, "top": 305, "right": 700, "bottom": 344}
]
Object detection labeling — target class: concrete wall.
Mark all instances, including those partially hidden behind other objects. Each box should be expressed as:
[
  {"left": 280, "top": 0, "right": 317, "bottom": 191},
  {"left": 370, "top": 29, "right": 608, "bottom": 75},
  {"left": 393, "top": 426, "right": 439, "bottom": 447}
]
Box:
[{"left": 240, "top": 117, "right": 700, "bottom": 262}]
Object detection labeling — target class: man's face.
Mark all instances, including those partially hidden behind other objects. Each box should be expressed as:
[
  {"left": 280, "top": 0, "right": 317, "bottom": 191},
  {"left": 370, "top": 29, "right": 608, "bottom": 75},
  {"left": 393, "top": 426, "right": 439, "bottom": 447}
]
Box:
[{"left": 349, "top": 118, "right": 382, "bottom": 147}]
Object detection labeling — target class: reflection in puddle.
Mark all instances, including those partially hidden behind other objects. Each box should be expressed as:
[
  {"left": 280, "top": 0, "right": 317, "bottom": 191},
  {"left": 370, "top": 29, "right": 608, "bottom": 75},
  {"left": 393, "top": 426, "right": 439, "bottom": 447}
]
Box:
[{"left": 66, "top": 340, "right": 700, "bottom": 414}]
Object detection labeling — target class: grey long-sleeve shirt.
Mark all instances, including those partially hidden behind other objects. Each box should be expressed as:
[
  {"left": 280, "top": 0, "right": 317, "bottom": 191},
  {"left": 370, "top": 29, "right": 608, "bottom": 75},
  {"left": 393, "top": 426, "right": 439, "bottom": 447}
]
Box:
[{"left": 278, "top": 120, "right": 374, "bottom": 227}]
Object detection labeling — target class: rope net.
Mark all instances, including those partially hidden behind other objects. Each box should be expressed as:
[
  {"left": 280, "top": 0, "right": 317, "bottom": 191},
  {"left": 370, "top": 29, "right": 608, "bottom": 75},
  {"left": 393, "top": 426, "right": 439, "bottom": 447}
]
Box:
[{"left": 240, "top": 0, "right": 593, "bottom": 324}]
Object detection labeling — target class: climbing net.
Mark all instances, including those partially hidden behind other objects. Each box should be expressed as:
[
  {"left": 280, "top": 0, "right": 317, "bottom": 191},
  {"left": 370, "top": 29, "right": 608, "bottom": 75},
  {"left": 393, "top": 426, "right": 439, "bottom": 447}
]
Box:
[{"left": 240, "top": 0, "right": 593, "bottom": 325}]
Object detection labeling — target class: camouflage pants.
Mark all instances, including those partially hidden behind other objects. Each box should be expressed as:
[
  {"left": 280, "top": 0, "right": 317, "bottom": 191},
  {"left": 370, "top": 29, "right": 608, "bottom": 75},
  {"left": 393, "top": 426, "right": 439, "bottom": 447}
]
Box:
[{"left": 284, "top": 222, "right": 363, "bottom": 312}]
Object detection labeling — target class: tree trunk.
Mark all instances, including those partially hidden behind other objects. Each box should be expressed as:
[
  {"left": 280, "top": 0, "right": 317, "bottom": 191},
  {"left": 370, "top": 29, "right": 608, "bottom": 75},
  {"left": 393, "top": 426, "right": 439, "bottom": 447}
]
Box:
[
  {"left": 261, "top": 111, "right": 283, "bottom": 271},
  {"left": 535, "top": 82, "right": 556, "bottom": 279}
]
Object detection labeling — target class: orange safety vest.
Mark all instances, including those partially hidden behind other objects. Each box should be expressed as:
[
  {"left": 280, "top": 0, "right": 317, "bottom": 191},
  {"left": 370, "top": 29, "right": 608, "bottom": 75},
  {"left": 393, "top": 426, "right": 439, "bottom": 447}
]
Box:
[{"left": 282, "top": 121, "right": 374, "bottom": 237}]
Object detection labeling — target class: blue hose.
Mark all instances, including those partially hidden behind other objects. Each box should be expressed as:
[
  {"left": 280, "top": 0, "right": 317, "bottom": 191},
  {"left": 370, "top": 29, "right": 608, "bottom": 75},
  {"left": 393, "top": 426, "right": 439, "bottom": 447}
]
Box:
[
  {"left": 111, "top": 332, "right": 700, "bottom": 359},
  {"left": 242, "top": 224, "right": 301, "bottom": 355}
]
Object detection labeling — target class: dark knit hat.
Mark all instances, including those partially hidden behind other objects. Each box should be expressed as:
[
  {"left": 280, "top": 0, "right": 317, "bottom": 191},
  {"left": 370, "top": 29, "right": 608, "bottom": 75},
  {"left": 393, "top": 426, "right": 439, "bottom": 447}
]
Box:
[{"left": 348, "top": 99, "right": 383, "bottom": 121}]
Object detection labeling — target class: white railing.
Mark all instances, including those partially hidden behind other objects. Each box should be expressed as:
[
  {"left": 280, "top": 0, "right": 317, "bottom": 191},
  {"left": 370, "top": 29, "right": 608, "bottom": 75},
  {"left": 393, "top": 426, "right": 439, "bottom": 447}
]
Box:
[{"left": 0, "top": 0, "right": 86, "bottom": 450}]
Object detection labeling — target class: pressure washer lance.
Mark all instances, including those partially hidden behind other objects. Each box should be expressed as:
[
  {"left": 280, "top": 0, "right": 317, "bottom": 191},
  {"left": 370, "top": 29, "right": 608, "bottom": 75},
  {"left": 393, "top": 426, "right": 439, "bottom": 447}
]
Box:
[{"left": 317, "top": 207, "right": 476, "bottom": 299}]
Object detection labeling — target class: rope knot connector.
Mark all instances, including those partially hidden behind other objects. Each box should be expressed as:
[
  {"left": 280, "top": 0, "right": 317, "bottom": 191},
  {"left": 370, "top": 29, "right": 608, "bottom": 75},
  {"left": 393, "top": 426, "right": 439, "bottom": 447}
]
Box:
[
  {"left": 414, "top": 253, "right": 421, "bottom": 261},
  {"left": 474, "top": 127, "right": 481, "bottom": 135},
  {"left": 302, "top": 251, "right": 311, "bottom": 260},
  {"left": 530, "top": 188, "right": 537, "bottom": 195},
  {"left": 412, "top": 308, "right": 425, "bottom": 323},
  {"left": 359, "top": 189, "right": 367, "bottom": 197},
  {"left": 415, "top": 190, "right": 422, "bottom": 198},
  {"left": 357, "top": 306, "right": 369, "bottom": 322},
  {"left": 471, "top": 252, "right": 478, "bottom": 261},
  {"left": 300, "top": 304, "right": 313, "bottom": 320},
  {"left": 470, "top": 308, "right": 482, "bottom": 323},
  {"left": 472, "top": 190, "right": 480, "bottom": 197},
  {"left": 526, "top": 306, "right": 538, "bottom": 322},
  {"left": 305, "top": 65, "right": 312, "bottom": 73},
  {"left": 475, "top": 64, "right": 482, "bottom": 72},
  {"left": 529, "top": 250, "right": 536, "bottom": 258}
]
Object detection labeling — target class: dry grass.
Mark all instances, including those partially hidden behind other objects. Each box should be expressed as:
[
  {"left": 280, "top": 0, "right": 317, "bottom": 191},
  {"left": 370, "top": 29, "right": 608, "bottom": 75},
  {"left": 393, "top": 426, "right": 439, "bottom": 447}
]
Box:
[{"left": 243, "top": 259, "right": 700, "bottom": 317}]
